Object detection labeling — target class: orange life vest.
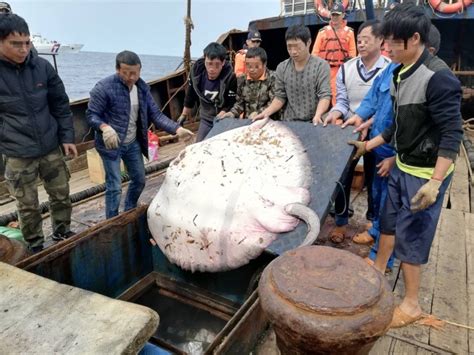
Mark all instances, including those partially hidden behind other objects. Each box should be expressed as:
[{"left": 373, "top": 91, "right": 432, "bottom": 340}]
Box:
[
  {"left": 234, "top": 49, "right": 247, "bottom": 76},
  {"left": 315, "top": 23, "right": 355, "bottom": 67}
]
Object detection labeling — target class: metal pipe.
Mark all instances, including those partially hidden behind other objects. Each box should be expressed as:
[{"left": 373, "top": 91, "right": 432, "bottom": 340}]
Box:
[
  {"left": 364, "top": 0, "right": 376, "bottom": 19},
  {"left": 0, "top": 159, "right": 172, "bottom": 226}
]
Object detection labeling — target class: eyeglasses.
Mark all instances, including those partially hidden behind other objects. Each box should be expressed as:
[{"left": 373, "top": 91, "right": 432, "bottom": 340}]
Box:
[
  {"left": 8, "top": 40, "right": 31, "bottom": 49},
  {"left": 250, "top": 40, "right": 261, "bottom": 43}
]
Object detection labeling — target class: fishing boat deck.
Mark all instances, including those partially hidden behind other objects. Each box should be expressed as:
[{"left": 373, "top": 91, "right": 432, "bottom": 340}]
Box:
[
  {"left": 1, "top": 132, "right": 473, "bottom": 354},
  {"left": 257, "top": 137, "right": 474, "bottom": 354}
]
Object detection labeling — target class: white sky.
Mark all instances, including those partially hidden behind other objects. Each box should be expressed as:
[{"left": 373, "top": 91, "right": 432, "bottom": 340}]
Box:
[{"left": 10, "top": 0, "right": 281, "bottom": 56}]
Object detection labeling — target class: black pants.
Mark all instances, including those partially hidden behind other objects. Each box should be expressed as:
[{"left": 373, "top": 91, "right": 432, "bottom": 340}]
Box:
[
  {"left": 196, "top": 118, "right": 214, "bottom": 142},
  {"left": 334, "top": 151, "right": 375, "bottom": 225}
]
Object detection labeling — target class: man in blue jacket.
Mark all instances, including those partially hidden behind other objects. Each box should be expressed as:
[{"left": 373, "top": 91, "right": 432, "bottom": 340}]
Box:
[
  {"left": 350, "top": 4, "right": 462, "bottom": 327},
  {"left": 87, "top": 51, "right": 194, "bottom": 219},
  {"left": 0, "top": 14, "right": 77, "bottom": 252}
]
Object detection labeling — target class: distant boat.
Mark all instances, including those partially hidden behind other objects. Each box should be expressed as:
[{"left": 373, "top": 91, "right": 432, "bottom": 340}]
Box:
[{"left": 31, "top": 33, "right": 84, "bottom": 55}]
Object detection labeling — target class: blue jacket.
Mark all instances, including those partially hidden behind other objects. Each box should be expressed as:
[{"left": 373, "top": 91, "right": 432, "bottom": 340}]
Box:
[
  {"left": 86, "top": 74, "right": 179, "bottom": 160},
  {"left": 355, "top": 63, "right": 397, "bottom": 159}
]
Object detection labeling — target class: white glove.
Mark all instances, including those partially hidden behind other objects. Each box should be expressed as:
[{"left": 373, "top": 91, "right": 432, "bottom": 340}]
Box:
[
  {"left": 411, "top": 178, "right": 442, "bottom": 212},
  {"left": 176, "top": 127, "right": 195, "bottom": 143},
  {"left": 102, "top": 125, "right": 120, "bottom": 149}
]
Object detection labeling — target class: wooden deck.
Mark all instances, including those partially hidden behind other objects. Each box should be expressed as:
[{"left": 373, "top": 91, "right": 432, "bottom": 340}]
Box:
[
  {"left": 255, "top": 146, "right": 474, "bottom": 355},
  {"left": 0, "top": 140, "right": 188, "bottom": 227},
  {"left": 369, "top": 146, "right": 474, "bottom": 354},
  {"left": 1, "top": 133, "right": 473, "bottom": 354}
]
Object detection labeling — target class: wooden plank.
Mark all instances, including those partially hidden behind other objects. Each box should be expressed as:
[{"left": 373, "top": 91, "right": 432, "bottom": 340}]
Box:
[
  {"left": 465, "top": 213, "right": 474, "bottom": 354},
  {"left": 0, "top": 261, "right": 159, "bottom": 354},
  {"left": 66, "top": 153, "right": 88, "bottom": 174},
  {"left": 212, "top": 297, "right": 270, "bottom": 354},
  {"left": 449, "top": 154, "right": 470, "bottom": 212},
  {"left": 388, "top": 217, "right": 442, "bottom": 343},
  {"left": 429, "top": 208, "right": 468, "bottom": 354},
  {"left": 391, "top": 339, "right": 425, "bottom": 354},
  {"left": 442, "top": 180, "right": 451, "bottom": 209},
  {"left": 416, "top": 349, "right": 436, "bottom": 355},
  {"left": 369, "top": 336, "right": 393, "bottom": 354},
  {"left": 388, "top": 333, "right": 451, "bottom": 354}
]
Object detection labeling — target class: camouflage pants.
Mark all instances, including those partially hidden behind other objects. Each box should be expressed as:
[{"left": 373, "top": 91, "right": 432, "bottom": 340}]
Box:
[{"left": 4, "top": 148, "right": 72, "bottom": 247}]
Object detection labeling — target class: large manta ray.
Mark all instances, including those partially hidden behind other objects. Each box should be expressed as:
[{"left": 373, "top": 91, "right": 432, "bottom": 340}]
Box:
[{"left": 147, "top": 119, "right": 319, "bottom": 272}]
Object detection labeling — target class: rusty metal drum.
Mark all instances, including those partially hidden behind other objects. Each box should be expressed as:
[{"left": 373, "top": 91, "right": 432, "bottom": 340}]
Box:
[{"left": 258, "top": 246, "right": 394, "bottom": 355}]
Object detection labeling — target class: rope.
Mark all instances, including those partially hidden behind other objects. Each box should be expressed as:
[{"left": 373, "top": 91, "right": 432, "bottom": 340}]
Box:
[
  {"left": 463, "top": 117, "right": 474, "bottom": 132},
  {"left": 417, "top": 313, "right": 474, "bottom": 330},
  {"left": 148, "top": 70, "right": 191, "bottom": 130}
]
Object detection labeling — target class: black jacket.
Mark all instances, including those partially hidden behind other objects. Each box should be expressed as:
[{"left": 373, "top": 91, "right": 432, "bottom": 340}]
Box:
[
  {"left": 382, "top": 50, "right": 463, "bottom": 167},
  {"left": 0, "top": 52, "right": 73, "bottom": 158},
  {"left": 183, "top": 57, "right": 236, "bottom": 122}
]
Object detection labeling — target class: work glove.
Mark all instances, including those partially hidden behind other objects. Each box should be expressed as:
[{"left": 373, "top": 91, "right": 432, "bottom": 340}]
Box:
[
  {"left": 348, "top": 140, "right": 368, "bottom": 160},
  {"left": 176, "top": 127, "right": 195, "bottom": 143},
  {"left": 102, "top": 125, "right": 120, "bottom": 149},
  {"left": 410, "top": 178, "right": 442, "bottom": 212},
  {"left": 177, "top": 114, "right": 187, "bottom": 126}
]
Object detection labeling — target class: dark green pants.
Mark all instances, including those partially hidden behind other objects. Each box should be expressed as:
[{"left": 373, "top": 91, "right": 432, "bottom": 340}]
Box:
[{"left": 4, "top": 148, "right": 71, "bottom": 247}]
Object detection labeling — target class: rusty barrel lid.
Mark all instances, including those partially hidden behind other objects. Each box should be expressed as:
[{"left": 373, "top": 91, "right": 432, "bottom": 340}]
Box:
[{"left": 267, "top": 246, "right": 384, "bottom": 316}]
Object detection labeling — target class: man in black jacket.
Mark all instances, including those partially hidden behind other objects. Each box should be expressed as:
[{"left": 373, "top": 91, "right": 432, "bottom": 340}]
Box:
[
  {"left": 179, "top": 42, "right": 236, "bottom": 142},
  {"left": 350, "top": 3, "right": 462, "bottom": 328},
  {"left": 0, "top": 14, "right": 77, "bottom": 252}
]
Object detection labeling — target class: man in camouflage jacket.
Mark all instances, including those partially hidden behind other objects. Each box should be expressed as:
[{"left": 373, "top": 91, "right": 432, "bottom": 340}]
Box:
[{"left": 224, "top": 47, "right": 278, "bottom": 119}]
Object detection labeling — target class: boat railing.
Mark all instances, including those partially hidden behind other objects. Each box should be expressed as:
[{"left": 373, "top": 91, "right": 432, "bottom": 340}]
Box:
[
  {"left": 281, "top": 0, "right": 316, "bottom": 16},
  {"left": 280, "top": 0, "right": 426, "bottom": 17}
]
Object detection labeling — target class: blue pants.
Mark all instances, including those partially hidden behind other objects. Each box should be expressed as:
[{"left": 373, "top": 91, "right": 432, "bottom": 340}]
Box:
[
  {"left": 367, "top": 155, "right": 395, "bottom": 269},
  {"left": 380, "top": 165, "right": 452, "bottom": 264},
  {"left": 101, "top": 140, "right": 146, "bottom": 219}
]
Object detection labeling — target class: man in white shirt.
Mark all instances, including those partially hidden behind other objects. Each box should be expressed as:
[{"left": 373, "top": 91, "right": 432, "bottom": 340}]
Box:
[{"left": 323, "top": 20, "right": 389, "bottom": 244}]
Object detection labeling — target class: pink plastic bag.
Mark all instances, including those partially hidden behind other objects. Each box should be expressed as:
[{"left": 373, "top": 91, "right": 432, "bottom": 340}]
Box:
[{"left": 148, "top": 130, "right": 160, "bottom": 162}]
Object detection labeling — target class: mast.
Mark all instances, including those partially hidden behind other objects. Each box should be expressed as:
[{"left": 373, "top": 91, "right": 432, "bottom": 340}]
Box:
[{"left": 183, "top": 0, "right": 193, "bottom": 74}]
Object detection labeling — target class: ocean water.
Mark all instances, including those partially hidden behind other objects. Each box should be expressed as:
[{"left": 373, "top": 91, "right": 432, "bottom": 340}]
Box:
[{"left": 40, "top": 51, "right": 183, "bottom": 101}]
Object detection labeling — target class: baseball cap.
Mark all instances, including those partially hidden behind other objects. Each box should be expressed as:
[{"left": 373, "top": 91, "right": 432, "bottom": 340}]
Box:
[
  {"left": 0, "top": 2, "right": 11, "bottom": 13},
  {"left": 247, "top": 29, "right": 262, "bottom": 42},
  {"left": 330, "top": 2, "right": 344, "bottom": 14}
]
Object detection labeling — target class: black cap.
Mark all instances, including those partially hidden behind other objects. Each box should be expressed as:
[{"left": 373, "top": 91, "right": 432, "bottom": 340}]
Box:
[
  {"left": 0, "top": 2, "right": 11, "bottom": 13},
  {"left": 330, "top": 2, "right": 345, "bottom": 14},
  {"left": 247, "top": 29, "right": 262, "bottom": 41}
]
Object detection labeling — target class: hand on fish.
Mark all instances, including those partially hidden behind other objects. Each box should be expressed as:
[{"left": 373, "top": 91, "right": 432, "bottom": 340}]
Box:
[
  {"left": 148, "top": 120, "right": 312, "bottom": 272},
  {"left": 176, "top": 127, "right": 195, "bottom": 143}
]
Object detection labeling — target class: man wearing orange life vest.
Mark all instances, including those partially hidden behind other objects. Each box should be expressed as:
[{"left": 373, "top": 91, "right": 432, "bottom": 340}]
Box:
[
  {"left": 312, "top": 2, "right": 356, "bottom": 105},
  {"left": 234, "top": 29, "right": 262, "bottom": 77}
]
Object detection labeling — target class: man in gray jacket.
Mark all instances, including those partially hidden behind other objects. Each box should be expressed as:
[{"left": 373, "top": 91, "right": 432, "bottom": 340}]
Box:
[
  {"left": 0, "top": 14, "right": 77, "bottom": 252},
  {"left": 254, "top": 25, "right": 331, "bottom": 123}
]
